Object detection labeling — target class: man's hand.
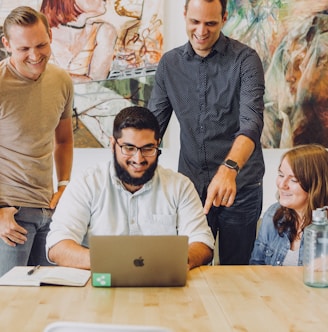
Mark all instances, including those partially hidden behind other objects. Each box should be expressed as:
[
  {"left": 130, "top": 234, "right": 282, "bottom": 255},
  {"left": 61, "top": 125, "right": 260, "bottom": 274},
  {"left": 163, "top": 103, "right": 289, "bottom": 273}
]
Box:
[
  {"left": 0, "top": 207, "right": 27, "bottom": 246},
  {"left": 188, "top": 242, "right": 213, "bottom": 269},
  {"left": 49, "top": 186, "right": 66, "bottom": 209},
  {"left": 203, "top": 135, "right": 255, "bottom": 215},
  {"left": 203, "top": 166, "right": 237, "bottom": 214}
]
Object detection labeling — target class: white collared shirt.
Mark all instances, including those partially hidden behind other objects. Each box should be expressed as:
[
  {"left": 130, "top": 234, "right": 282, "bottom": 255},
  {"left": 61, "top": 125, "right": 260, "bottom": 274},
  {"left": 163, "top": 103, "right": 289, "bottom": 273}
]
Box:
[{"left": 46, "top": 160, "right": 214, "bottom": 254}]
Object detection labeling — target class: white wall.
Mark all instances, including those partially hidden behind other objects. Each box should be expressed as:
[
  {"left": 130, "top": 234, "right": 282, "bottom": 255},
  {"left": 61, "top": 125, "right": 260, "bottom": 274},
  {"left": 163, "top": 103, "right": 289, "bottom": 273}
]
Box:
[
  {"left": 71, "top": 147, "right": 284, "bottom": 216},
  {"left": 70, "top": 0, "right": 284, "bottom": 215}
]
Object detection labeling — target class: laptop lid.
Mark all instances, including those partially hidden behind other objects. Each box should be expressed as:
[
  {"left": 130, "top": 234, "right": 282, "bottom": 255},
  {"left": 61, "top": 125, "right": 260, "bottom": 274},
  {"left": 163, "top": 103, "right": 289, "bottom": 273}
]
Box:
[{"left": 89, "top": 235, "right": 188, "bottom": 287}]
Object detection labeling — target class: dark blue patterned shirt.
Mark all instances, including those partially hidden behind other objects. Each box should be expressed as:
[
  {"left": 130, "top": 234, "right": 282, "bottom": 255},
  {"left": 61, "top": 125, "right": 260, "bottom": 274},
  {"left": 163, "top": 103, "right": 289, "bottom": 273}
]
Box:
[{"left": 148, "top": 33, "right": 265, "bottom": 195}]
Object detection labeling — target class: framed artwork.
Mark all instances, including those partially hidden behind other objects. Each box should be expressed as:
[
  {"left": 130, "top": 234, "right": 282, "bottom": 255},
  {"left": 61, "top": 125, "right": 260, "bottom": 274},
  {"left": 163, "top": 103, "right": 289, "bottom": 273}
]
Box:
[
  {"left": 223, "top": 0, "right": 328, "bottom": 148},
  {"left": 0, "top": 0, "right": 163, "bottom": 147}
]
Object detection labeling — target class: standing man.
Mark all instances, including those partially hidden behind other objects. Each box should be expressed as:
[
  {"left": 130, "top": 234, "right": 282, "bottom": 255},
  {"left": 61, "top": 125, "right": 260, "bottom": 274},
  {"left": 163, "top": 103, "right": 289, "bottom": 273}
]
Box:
[
  {"left": 148, "top": 0, "right": 265, "bottom": 264},
  {"left": 0, "top": 6, "right": 74, "bottom": 276}
]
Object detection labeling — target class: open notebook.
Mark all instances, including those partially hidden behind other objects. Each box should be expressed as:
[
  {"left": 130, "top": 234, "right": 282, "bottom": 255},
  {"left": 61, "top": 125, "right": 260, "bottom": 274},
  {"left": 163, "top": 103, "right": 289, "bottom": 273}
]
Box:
[
  {"left": 0, "top": 266, "right": 91, "bottom": 287},
  {"left": 89, "top": 235, "right": 189, "bottom": 287}
]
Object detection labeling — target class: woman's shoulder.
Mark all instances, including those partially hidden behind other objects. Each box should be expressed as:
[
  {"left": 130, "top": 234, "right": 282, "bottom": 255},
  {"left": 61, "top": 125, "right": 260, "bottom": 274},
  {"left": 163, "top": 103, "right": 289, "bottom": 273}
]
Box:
[
  {"left": 95, "top": 21, "right": 117, "bottom": 36},
  {"left": 264, "top": 202, "right": 281, "bottom": 217},
  {"left": 260, "top": 202, "right": 281, "bottom": 228}
]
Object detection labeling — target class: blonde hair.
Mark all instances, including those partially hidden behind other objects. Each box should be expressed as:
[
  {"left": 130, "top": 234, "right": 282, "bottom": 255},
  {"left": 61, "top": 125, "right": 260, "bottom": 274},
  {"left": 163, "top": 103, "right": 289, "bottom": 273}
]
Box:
[{"left": 3, "top": 6, "right": 50, "bottom": 40}]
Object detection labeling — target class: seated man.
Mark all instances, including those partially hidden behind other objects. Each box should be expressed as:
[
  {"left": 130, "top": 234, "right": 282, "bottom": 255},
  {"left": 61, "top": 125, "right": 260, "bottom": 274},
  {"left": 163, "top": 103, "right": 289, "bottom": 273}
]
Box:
[{"left": 46, "top": 106, "right": 214, "bottom": 270}]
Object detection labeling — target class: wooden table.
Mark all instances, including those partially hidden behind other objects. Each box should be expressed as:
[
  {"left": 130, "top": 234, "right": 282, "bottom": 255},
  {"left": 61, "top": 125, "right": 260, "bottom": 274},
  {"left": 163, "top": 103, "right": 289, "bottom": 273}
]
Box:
[
  {"left": 0, "top": 266, "right": 327, "bottom": 332},
  {"left": 200, "top": 266, "right": 328, "bottom": 332}
]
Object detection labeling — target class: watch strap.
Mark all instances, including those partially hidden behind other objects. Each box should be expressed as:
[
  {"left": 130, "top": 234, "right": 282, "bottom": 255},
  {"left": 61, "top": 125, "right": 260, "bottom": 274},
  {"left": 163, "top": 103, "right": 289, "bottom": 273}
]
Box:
[
  {"left": 221, "top": 159, "right": 240, "bottom": 173},
  {"left": 58, "top": 180, "right": 70, "bottom": 187}
]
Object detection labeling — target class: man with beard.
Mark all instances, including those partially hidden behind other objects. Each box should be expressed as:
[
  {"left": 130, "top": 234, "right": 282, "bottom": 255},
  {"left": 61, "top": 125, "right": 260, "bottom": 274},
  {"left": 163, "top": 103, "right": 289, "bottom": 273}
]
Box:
[{"left": 46, "top": 106, "right": 214, "bottom": 270}]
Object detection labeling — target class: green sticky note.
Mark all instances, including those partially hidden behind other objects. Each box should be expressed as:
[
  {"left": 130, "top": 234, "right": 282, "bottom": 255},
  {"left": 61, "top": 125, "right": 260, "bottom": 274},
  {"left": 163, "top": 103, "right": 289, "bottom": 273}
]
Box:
[{"left": 92, "top": 273, "right": 111, "bottom": 287}]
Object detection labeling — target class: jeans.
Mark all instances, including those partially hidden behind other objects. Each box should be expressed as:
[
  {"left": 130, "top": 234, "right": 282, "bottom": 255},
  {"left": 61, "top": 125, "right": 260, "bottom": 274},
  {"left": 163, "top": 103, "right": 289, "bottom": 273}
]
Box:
[
  {"left": 202, "top": 182, "right": 263, "bottom": 265},
  {"left": 0, "top": 207, "right": 53, "bottom": 277}
]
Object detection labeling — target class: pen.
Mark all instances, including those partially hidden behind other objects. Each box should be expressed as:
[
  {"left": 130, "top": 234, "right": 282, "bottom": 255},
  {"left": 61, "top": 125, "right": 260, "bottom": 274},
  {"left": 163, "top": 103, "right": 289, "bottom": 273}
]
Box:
[{"left": 27, "top": 265, "right": 40, "bottom": 275}]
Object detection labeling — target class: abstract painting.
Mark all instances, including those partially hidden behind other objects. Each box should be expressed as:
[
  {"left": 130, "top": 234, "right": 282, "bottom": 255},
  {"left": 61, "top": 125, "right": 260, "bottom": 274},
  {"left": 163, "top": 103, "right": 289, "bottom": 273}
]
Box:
[
  {"left": 223, "top": 0, "right": 328, "bottom": 148},
  {"left": 0, "top": 0, "right": 163, "bottom": 147}
]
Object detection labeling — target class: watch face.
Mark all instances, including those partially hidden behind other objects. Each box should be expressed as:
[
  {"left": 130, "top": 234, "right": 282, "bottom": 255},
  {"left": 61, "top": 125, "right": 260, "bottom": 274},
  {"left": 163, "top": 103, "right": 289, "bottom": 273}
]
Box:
[
  {"left": 225, "top": 159, "right": 238, "bottom": 168},
  {"left": 223, "top": 159, "right": 239, "bottom": 173}
]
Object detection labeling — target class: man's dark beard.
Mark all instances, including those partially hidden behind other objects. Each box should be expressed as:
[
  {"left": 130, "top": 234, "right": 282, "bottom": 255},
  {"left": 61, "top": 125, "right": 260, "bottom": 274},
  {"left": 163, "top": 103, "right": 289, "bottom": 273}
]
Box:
[{"left": 113, "top": 149, "right": 158, "bottom": 187}]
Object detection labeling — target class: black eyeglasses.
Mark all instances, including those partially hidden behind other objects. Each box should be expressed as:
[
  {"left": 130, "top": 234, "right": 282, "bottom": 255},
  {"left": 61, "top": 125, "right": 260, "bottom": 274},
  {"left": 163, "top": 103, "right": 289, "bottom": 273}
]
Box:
[{"left": 115, "top": 140, "right": 161, "bottom": 157}]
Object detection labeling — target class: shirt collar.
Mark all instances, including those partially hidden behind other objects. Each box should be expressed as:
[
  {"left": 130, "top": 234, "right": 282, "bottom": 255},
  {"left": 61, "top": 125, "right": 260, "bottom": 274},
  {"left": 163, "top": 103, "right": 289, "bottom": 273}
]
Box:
[{"left": 6, "top": 57, "right": 45, "bottom": 82}]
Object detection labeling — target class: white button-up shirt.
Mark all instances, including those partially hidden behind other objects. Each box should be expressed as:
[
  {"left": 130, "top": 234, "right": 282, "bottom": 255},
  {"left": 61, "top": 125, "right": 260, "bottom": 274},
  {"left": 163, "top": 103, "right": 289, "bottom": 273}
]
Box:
[{"left": 46, "top": 161, "right": 214, "bottom": 253}]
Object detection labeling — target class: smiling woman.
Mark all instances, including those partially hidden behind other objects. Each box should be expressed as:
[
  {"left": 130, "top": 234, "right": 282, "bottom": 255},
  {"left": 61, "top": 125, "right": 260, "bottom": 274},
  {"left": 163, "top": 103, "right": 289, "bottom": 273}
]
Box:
[{"left": 250, "top": 144, "right": 328, "bottom": 266}]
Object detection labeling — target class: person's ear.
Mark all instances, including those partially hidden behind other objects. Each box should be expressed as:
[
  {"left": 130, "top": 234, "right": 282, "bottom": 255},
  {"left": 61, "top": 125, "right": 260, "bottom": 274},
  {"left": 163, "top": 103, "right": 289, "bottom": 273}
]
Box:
[
  {"left": 48, "top": 28, "right": 52, "bottom": 43},
  {"left": 222, "top": 11, "right": 228, "bottom": 25},
  {"left": 109, "top": 136, "right": 115, "bottom": 152},
  {"left": 2, "top": 35, "right": 11, "bottom": 53}
]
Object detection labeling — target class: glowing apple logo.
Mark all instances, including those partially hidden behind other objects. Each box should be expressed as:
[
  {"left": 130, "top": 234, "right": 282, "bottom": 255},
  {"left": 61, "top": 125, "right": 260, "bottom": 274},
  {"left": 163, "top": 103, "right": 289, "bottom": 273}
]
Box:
[{"left": 133, "top": 256, "right": 144, "bottom": 267}]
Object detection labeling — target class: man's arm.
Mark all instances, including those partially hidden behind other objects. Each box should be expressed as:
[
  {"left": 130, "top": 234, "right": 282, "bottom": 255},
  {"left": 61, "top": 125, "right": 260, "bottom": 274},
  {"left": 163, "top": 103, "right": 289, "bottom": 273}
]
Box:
[
  {"left": 204, "top": 135, "right": 255, "bottom": 213},
  {"left": 147, "top": 58, "right": 173, "bottom": 137},
  {"left": 50, "top": 117, "right": 74, "bottom": 209},
  {"left": 204, "top": 48, "right": 265, "bottom": 214},
  {"left": 188, "top": 242, "right": 213, "bottom": 270},
  {"left": 174, "top": 173, "right": 215, "bottom": 267},
  {"left": 48, "top": 239, "right": 90, "bottom": 269}
]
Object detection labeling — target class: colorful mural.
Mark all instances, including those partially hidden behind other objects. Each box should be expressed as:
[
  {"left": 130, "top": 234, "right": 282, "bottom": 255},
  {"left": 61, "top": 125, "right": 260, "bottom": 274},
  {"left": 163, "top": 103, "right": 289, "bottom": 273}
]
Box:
[
  {"left": 0, "top": 0, "right": 163, "bottom": 82},
  {"left": 0, "top": 0, "right": 163, "bottom": 147},
  {"left": 223, "top": 0, "right": 328, "bottom": 148},
  {"left": 4, "top": 1, "right": 327, "bottom": 148}
]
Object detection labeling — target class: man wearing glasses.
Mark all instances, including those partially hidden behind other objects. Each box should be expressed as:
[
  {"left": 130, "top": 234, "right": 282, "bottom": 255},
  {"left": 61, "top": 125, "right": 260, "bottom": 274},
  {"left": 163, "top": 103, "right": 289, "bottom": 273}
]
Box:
[{"left": 46, "top": 106, "right": 214, "bottom": 270}]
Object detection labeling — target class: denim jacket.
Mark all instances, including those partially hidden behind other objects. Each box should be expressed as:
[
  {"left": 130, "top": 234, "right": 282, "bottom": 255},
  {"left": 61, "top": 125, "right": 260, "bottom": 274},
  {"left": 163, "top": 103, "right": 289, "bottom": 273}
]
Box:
[{"left": 249, "top": 202, "right": 303, "bottom": 266}]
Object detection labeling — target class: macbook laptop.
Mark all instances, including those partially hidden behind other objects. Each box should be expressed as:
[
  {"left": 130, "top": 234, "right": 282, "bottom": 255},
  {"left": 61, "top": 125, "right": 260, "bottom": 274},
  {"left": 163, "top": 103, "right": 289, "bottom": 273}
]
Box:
[{"left": 89, "top": 235, "right": 189, "bottom": 287}]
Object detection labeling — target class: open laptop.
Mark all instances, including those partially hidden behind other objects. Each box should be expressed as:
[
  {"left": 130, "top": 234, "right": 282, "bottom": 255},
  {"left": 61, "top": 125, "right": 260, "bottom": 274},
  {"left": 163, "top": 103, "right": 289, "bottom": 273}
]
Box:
[{"left": 89, "top": 235, "right": 189, "bottom": 287}]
